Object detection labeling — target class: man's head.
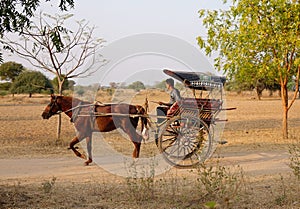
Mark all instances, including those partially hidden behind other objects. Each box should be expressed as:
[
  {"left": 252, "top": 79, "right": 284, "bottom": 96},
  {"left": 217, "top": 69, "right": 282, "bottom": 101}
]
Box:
[{"left": 166, "top": 78, "right": 174, "bottom": 88}]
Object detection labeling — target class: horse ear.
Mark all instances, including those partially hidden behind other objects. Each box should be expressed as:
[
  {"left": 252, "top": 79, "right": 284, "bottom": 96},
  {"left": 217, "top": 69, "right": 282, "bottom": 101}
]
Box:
[{"left": 50, "top": 94, "right": 55, "bottom": 99}]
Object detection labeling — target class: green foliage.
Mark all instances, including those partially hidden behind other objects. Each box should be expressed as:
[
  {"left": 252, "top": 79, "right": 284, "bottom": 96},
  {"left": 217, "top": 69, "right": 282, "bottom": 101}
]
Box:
[
  {"left": 154, "top": 80, "right": 166, "bottom": 90},
  {"left": 127, "top": 81, "right": 145, "bottom": 91},
  {"left": 196, "top": 161, "right": 245, "bottom": 208},
  {"left": 0, "top": 90, "right": 8, "bottom": 96},
  {"left": 0, "top": 0, "right": 74, "bottom": 34},
  {"left": 0, "top": 82, "right": 12, "bottom": 91},
  {"left": 224, "top": 80, "right": 253, "bottom": 92},
  {"left": 198, "top": 0, "right": 300, "bottom": 137},
  {"left": 75, "top": 86, "right": 85, "bottom": 96},
  {"left": 154, "top": 80, "right": 182, "bottom": 90},
  {"left": 2, "top": 12, "right": 105, "bottom": 90},
  {"left": 0, "top": 62, "right": 24, "bottom": 82},
  {"left": 204, "top": 201, "right": 220, "bottom": 209},
  {"left": 198, "top": 0, "right": 300, "bottom": 90},
  {"left": 52, "top": 75, "right": 74, "bottom": 94},
  {"left": 0, "top": 0, "right": 74, "bottom": 63},
  {"left": 10, "top": 70, "right": 53, "bottom": 97}
]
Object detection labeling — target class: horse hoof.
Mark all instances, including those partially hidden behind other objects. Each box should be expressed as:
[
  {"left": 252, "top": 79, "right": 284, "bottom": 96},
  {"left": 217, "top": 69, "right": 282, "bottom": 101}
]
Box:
[{"left": 84, "top": 159, "right": 92, "bottom": 166}]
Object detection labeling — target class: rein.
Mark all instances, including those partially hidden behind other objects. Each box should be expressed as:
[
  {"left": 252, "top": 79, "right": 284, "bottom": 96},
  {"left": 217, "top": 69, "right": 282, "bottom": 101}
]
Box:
[
  {"left": 51, "top": 97, "right": 149, "bottom": 119},
  {"left": 48, "top": 96, "right": 96, "bottom": 117},
  {"left": 63, "top": 103, "right": 96, "bottom": 114}
]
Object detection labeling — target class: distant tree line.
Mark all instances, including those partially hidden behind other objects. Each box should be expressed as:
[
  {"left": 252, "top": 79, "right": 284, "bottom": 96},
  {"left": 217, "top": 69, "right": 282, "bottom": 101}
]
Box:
[
  {"left": 2, "top": 61, "right": 296, "bottom": 99},
  {"left": 0, "top": 61, "right": 74, "bottom": 97}
]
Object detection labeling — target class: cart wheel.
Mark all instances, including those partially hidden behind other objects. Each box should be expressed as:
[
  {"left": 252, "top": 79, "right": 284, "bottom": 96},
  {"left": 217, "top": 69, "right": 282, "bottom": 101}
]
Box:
[{"left": 158, "top": 116, "right": 212, "bottom": 168}]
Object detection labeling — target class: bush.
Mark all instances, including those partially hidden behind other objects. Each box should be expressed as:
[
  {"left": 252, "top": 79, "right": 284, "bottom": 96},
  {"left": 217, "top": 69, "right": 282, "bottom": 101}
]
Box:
[
  {"left": 195, "top": 161, "right": 245, "bottom": 208},
  {"left": 0, "top": 82, "right": 11, "bottom": 91},
  {"left": 10, "top": 71, "right": 52, "bottom": 97},
  {"left": 289, "top": 144, "right": 300, "bottom": 180},
  {"left": 127, "top": 81, "right": 145, "bottom": 92},
  {"left": 0, "top": 90, "right": 8, "bottom": 96}
]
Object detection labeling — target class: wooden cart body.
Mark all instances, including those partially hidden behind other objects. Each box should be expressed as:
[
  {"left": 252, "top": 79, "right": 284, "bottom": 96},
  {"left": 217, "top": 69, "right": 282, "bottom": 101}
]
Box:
[{"left": 154, "top": 69, "right": 231, "bottom": 168}]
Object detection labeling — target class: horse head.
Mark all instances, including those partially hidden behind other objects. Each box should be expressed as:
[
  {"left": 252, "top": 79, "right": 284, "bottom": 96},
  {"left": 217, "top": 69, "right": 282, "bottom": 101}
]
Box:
[{"left": 42, "top": 94, "right": 63, "bottom": 119}]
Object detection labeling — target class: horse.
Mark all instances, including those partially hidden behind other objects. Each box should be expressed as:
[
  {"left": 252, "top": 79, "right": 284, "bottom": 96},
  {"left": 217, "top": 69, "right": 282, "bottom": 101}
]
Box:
[{"left": 42, "top": 95, "right": 149, "bottom": 165}]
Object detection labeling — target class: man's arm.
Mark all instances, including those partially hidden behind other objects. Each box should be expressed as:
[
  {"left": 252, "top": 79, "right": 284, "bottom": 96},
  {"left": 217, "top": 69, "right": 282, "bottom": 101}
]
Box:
[{"left": 158, "top": 101, "right": 172, "bottom": 106}]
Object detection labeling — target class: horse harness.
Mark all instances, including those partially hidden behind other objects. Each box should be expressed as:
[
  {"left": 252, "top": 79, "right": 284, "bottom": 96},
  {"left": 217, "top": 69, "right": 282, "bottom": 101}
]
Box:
[{"left": 69, "top": 101, "right": 112, "bottom": 130}]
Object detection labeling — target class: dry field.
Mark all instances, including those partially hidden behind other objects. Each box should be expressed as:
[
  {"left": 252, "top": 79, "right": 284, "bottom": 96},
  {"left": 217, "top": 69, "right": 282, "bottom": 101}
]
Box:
[{"left": 0, "top": 91, "right": 299, "bottom": 209}]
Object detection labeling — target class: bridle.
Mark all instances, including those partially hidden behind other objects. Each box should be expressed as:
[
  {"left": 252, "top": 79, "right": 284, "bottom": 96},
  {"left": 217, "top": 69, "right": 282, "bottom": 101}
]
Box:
[
  {"left": 45, "top": 96, "right": 63, "bottom": 118},
  {"left": 44, "top": 96, "right": 93, "bottom": 120}
]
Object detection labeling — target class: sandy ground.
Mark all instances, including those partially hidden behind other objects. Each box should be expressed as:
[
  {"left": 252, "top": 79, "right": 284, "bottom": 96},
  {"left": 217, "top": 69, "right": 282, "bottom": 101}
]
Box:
[
  {"left": 0, "top": 92, "right": 299, "bottom": 208},
  {"left": 0, "top": 92, "right": 298, "bottom": 183},
  {"left": 0, "top": 149, "right": 290, "bottom": 184}
]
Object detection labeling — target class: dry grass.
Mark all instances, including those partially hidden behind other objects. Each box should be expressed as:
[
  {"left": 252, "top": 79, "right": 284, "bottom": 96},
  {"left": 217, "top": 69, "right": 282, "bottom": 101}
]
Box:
[{"left": 0, "top": 91, "right": 300, "bottom": 208}]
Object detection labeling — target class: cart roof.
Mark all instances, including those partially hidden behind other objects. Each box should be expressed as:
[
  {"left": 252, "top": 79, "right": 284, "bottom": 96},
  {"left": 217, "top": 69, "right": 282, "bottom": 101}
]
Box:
[{"left": 163, "top": 69, "right": 226, "bottom": 90}]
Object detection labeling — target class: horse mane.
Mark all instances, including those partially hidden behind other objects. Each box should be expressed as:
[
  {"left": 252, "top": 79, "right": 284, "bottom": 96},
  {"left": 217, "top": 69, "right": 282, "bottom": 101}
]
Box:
[{"left": 60, "top": 96, "right": 90, "bottom": 105}]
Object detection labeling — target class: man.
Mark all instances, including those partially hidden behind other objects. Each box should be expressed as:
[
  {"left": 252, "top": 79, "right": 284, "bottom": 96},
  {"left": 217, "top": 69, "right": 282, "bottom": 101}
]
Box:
[{"left": 157, "top": 78, "right": 181, "bottom": 123}]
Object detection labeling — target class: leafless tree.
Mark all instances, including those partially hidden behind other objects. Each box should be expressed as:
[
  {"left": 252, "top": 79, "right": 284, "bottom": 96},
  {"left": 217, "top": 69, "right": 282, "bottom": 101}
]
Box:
[{"left": 1, "top": 12, "right": 107, "bottom": 139}]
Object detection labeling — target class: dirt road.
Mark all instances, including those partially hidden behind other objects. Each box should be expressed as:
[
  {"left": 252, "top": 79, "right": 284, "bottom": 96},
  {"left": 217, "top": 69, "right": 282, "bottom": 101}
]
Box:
[{"left": 0, "top": 149, "right": 291, "bottom": 184}]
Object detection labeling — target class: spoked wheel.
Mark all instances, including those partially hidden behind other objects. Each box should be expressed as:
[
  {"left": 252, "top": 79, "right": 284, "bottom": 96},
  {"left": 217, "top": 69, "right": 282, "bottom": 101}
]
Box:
[{"left": 157, "top": 116, "right": 212, "bottom": 168}]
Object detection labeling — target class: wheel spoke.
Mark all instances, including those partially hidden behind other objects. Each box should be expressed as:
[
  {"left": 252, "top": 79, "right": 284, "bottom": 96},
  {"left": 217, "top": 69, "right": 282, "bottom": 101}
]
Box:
[{"left": 158, "top": 116, "right": 212, "bottom": 168}]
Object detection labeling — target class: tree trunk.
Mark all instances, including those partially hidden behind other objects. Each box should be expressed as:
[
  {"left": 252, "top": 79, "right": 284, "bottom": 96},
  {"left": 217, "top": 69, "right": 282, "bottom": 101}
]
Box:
[
  {"left": 56, "top": 80, "right": 63, "bottom": 141},
  {"left": 57, "top": 114, "right": 62, "bottom": 142},
  {"left": 256, "top": 80, "right": 265, "bottom": 100},
  {"left": 281, "top": 84, "right": 289, "bottom": 139}
]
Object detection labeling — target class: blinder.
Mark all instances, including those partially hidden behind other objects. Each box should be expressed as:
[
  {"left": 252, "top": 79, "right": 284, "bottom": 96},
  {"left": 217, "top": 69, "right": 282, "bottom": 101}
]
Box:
[{"left": 44, "top": 96, "right": 62, "bottom": 118}]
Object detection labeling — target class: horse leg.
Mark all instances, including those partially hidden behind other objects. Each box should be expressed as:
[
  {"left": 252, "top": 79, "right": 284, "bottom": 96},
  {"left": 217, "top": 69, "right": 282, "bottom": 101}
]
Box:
[
  {"left": 69, "top": 136, "right": 86, "bottom": 159},
  {"left": 120, "top": 118, "right": 143, "bottom": 158},
  {"left": 84, "top": 135, "right": 93, "bottom": 166},
  {"left": 132, "top": 141, "right": 141, "bottom": 158},
  {"left": 123, "top": 128, "right": 142, "bottom": 158}
]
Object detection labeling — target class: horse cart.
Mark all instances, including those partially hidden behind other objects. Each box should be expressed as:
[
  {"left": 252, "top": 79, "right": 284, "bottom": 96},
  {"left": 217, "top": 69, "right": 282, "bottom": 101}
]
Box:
[
  {"left": 149, "top": 69, "right": 229, "bottom": 168},
  {"left": 42, "top": 69, "right": 232, "bottom": 168}
]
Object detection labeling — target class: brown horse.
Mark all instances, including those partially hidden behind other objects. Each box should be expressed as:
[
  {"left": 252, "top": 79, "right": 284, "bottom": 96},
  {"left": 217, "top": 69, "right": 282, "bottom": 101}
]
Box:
[{"left": 42, "top": 95, "right": 148, "bottom": 165}]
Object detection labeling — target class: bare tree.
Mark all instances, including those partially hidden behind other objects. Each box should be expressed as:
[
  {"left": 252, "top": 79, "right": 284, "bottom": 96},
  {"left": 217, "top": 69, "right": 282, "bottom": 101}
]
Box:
[
  {"left": 2, "top": 12, "right": 107, "bottom": 140},
  {"left": 0, "top": 0, "right": 74, "bottom": 62}
]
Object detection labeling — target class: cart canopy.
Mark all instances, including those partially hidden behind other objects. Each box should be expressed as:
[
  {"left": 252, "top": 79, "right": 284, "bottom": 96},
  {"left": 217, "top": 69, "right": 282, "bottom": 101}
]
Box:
[{"left": 163, "top": 69, "right": 226, "bottom": 90}]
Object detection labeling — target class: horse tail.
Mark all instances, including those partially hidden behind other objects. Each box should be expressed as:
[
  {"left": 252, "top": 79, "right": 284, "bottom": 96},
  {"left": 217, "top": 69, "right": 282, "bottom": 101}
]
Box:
[{"left": 136, "top": 105, "right": 150, "bottom": 140}]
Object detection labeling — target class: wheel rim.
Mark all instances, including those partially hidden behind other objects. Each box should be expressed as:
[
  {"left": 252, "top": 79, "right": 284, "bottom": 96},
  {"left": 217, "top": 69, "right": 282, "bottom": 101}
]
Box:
[{"left": 158, "top": 116, "right": 212, "bottom": 168}]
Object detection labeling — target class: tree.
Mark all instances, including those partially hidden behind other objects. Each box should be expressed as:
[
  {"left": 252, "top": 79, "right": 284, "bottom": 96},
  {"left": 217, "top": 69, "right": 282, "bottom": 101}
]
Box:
[
  {"left": 198, "top": 0, "right": 300, "bottom": 138},
  {"left": 109, "top": 82, "right": 118, "bottom": 89},
  {"left": 231, "top": 65, "right": 280, "bottom": 99},
  {"left": 2, "top": 12, "right": 106, "bottom": 140},
  {"left": 0, "top": 82, "right": 11, "bottom": 91},
  {"left": 0, "top": 0, "right": 74, "bottom": 62},
  {"left": 52, "top": 75, "right": 74, "bottom": 93},
  {"left": 154, "top": 80, "right": 166, "bottom": 90},
  {"left": 10, "top": 70, "right": 52, "bottom": 97},
  {"left": 3, "top": 13, "right": 106, "bottom": 95},
  {"left": 75, "top": 86, "right": 85, "bottom": 97},
  {"left": 127, "top": 81, "right": 145, "bottom": 91},
  {"left": 0, "top": 61, "right": 24, "bottom": 82}
]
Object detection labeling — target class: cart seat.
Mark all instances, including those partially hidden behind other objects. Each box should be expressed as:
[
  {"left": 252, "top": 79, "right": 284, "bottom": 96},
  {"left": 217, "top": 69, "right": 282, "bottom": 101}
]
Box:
[
  {"left": 180, "top": 98, "right": 222, "bottom": 110},
  {"left": 166, "top": 98, "right": 223, "bottom": 126}
]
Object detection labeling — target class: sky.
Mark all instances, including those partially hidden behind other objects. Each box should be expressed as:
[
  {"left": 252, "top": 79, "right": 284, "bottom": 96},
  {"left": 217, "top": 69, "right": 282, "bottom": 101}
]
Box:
[
  {"left": 3, "top": 0, "right": 230, "bottom": 86},
  {"left": 70, "top": 0, "right": 226, "bottom": 45}
]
